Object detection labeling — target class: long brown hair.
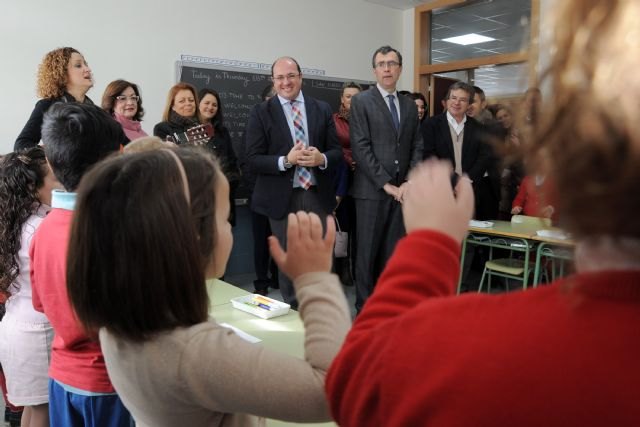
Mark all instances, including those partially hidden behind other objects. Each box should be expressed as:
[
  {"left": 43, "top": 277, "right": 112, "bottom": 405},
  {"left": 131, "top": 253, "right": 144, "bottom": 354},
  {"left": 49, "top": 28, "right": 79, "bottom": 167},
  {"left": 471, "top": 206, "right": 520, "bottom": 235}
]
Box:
[
  {"left": 67, "top": 147, "right": 220, "bottom": 340},
  {"left": 0, "top": 147, "right": 48, "bottom": 297}
]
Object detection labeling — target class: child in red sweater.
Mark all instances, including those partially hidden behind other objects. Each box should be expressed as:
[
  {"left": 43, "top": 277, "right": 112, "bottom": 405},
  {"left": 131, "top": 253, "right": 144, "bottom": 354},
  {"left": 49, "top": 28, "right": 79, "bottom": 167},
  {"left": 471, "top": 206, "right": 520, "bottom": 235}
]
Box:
[
  {"left": 326, "top": 1, "right": 640, "bottom": 424},
  {"left": 511, "top": 174, "right": 555, "bottom": 218}
]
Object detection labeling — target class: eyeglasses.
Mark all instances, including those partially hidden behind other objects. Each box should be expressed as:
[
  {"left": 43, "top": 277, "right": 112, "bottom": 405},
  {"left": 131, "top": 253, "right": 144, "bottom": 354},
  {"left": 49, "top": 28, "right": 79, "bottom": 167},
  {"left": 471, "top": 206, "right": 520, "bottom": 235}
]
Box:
[
  {"left": 375, "top": 61, "right": 400, "bottom": 69},
  {"left": 449, "top": 95, "right": 469, "bottom": 104},
  {"left": 115, "top": 95, "right": 140, "bottom": 102},
  {"left": 272, "top": 73, "right": 300, "bottom": 82}
]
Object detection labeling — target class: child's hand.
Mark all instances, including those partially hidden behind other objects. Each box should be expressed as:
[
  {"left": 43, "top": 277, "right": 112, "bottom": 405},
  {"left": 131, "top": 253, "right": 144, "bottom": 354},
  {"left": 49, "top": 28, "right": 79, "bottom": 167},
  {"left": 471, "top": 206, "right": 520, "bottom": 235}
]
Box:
[
  {"left": 511, "top": 206, "right": 523, "bottom": 215},
  {"left": 402, "top": 160, "right": 474, "bottom": 242},
  {"left": 269, "top": 212, "right": 335, "bottom": 282}
]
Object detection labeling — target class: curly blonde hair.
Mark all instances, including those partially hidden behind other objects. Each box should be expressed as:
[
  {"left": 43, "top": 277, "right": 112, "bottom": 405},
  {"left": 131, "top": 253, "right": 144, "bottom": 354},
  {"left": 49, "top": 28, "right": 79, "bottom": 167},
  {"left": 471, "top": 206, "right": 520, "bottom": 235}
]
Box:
[{"left": 37, "top": 47, "right": 80, "bottom": 99}]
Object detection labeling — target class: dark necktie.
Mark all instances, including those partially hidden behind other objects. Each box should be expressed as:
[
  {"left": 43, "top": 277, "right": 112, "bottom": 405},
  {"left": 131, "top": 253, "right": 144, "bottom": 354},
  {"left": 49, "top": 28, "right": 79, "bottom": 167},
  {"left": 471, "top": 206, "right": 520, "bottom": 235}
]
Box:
[{"left": 387, "top": 94, "right": 400, "bottom": 131}]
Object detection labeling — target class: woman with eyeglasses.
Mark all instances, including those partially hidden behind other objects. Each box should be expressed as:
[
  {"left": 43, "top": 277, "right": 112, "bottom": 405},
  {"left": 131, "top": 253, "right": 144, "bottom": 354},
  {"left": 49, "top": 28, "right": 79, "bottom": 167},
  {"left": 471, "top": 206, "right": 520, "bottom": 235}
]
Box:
[
  {"left": 154, "top": 83, "right": 200, "bottom": 143},
  {"left": 0, "top": 147, "right": 61, "bottom": 427},
  {"left": 197, "top": 88, "right": 240, "bottom": 226},
  {"left": 101, "top": 80, "right": 148, "bottom": 143},
  {"left": 14, "top": 47, "right": 94, "bottom": 151}
]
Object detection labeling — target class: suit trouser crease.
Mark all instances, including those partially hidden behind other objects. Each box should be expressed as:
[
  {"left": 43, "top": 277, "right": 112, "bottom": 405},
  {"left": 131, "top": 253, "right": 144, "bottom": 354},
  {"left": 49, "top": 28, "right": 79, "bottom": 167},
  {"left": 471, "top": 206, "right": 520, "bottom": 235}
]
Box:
[{"left": 354, "top": 197, "right": 405, "bottom": 310}]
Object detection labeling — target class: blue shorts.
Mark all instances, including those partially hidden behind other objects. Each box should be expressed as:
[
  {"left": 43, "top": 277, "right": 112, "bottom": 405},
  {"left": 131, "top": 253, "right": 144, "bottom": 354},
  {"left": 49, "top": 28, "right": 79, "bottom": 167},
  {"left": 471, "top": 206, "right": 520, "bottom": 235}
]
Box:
[{"left": 48, "top": 380, "right": 133, "bottom": 427}]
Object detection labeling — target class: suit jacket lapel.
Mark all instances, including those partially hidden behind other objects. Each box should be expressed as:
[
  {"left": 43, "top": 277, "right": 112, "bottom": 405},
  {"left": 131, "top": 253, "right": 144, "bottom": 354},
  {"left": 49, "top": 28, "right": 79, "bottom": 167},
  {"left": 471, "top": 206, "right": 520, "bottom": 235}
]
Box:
[
  {"left": 461, "top": 119, "right": 474, "bottom": 169},
  {"left": 305, "top": 96, "right": 317, "bottom": 147},
  {"left": 371, "top": 89, "right": 398, "bottom": 138},
  {"left": 398, "top": 95, "right": 413, "bottom": 140},
  {"left": 269, "top": 97, "right": 294, "bottom": 147},
  {"left": 438, "top": 114, "right": 455, "bottom": 161}
]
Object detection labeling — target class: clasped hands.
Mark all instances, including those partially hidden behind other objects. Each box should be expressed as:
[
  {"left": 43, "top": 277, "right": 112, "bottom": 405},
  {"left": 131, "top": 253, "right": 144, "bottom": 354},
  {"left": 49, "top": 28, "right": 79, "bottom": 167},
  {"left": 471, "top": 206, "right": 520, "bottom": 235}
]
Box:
[
  {"left": 383, "top": 182, "right": 410, "bottom": 203},
  {"left": 286, "top": 142, "right": 324, "bottom": 167}
]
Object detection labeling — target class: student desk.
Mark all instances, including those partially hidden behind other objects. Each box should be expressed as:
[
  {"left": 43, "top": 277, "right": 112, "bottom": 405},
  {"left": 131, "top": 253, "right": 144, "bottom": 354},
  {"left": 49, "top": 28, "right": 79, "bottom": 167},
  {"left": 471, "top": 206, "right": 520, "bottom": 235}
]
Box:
[
  {"left": 458, "top": 220, "right": 573, "bottom": 294},
  {"left": 459, "top": 220, "right": 545, "bottom": 293},
  {"left": 207, "top": 279, "right": 337, "bottom": 427},
  {"left": 530, "top": 235, "right": 575, "bottom": 286},
  {"left": 207, "top": 279, "right": 251, "bottom": 306}
]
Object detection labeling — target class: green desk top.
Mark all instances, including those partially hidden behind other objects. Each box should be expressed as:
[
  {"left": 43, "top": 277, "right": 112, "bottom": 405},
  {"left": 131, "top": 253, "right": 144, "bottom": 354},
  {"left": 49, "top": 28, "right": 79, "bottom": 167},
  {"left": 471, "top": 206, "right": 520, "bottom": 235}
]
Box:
[
  {"left": 206, "top": 279, "right": 251, "bottom": 307},
  {"left": 469, "top": 219, "right": 549, "bottom": 238},
  {"left": 207, "top": 282, "right": 336, "bottom": 427}
]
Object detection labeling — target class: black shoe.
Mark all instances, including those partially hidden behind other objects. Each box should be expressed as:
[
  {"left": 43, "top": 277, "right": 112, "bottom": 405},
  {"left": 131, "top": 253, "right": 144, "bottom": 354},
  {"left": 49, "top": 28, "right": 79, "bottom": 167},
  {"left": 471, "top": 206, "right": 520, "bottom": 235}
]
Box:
[
  {"left": 253, "top": 288, "right": 268, "bottom": 296},
  {"left": 269, "top": 280, "right": 279, "bottom": 290}
]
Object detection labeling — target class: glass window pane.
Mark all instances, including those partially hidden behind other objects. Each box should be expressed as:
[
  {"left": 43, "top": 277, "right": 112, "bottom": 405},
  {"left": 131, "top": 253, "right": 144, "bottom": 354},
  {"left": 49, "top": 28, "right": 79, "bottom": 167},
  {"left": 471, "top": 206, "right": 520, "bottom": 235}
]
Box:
[
  {"left": 434, "top": 63, "right": 528, "bottom": 98},
  {"left": 430, "top": 0, "right": 531, "bottom": 64},
  {"left": 473, "top": 63, "right": 528, "bottom": 97}
]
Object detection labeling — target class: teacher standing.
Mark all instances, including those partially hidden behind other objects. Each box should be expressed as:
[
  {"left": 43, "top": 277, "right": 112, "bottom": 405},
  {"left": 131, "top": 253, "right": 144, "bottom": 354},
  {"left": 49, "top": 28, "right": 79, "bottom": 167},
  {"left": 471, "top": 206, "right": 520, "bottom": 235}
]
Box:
[{"left": 14, "top": 47, "right": 94, "bottom": 151}]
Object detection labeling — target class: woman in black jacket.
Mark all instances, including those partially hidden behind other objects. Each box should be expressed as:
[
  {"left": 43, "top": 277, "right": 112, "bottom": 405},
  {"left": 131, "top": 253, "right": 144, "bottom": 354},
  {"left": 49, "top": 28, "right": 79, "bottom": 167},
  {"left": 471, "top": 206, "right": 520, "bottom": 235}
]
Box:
[
  {"left": 14, "top": 47, "right": 94, "bottom": 151},
  {"left": 153, "top": 83, "right": 200, "bottom": 142},
  {"left": 198, "top": 88, "right": 240, "bottom": 225}
]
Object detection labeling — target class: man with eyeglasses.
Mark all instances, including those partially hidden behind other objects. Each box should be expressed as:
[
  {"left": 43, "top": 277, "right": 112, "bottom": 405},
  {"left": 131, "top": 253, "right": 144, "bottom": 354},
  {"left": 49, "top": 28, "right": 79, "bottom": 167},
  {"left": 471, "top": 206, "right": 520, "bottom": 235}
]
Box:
[
  {"left": 349, "top": 45, "right": 423, "bottom": 313},
  {"left": 245, "top": 56, "right": 342, "bottom": 309}
]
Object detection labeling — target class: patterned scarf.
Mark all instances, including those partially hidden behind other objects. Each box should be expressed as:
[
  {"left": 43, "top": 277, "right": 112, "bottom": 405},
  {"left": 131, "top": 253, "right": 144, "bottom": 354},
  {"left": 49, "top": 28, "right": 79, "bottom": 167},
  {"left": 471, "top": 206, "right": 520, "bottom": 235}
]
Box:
[
  {"left": 169, "top": 109, "right": 198, "bottom": 128},
  {"left": 337, "top": 104, "right": 350, "bottom": 121}
]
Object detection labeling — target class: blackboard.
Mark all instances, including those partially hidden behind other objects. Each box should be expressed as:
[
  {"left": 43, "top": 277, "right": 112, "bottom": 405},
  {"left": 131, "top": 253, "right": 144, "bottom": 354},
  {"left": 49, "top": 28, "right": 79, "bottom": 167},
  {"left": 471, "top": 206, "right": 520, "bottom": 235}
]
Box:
[{"left": 177, "top": 62, "right": 371, "bottom": 146}]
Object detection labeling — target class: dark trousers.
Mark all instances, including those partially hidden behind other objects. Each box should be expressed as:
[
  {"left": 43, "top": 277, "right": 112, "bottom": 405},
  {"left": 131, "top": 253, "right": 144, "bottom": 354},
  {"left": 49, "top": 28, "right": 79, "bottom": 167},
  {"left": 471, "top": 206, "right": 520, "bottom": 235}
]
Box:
[
  {"left": 269, "top": 188, "right": 329, "bottom": 310},
  {"left": 354, "top": 197, "right": 405, "bottom": 312},
  {"left": 250, "top": 208, "right": 278, "bottom": 291}
]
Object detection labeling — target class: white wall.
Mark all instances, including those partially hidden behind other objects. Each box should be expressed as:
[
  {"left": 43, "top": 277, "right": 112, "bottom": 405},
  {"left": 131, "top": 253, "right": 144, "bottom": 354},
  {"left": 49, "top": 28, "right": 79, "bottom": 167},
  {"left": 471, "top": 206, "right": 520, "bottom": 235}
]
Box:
[{"left": 1, "top": 0, "right": 406, "bottom": 154}]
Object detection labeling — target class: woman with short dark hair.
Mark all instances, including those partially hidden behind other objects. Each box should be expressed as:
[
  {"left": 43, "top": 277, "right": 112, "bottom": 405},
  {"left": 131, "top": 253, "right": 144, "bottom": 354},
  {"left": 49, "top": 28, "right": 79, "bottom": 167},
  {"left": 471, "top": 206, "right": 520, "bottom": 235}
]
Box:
[{"left": 101, "top": 79, "right": 147, "bottom": 142}]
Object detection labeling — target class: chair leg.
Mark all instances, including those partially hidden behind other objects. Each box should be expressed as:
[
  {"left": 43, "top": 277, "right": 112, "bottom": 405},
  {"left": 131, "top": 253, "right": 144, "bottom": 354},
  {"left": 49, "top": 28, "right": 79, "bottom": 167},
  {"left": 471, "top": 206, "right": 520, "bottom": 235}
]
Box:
[{"left": 478, "top": 267, "right": 488, "bottom": 293}]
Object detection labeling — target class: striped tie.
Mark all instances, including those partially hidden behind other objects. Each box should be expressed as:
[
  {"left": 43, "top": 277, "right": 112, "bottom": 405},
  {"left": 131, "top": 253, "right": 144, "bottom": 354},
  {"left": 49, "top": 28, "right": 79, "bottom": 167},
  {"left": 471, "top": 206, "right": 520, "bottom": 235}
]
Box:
[{"left": 291, "top": 101, "right": 312, "bottom": 190}]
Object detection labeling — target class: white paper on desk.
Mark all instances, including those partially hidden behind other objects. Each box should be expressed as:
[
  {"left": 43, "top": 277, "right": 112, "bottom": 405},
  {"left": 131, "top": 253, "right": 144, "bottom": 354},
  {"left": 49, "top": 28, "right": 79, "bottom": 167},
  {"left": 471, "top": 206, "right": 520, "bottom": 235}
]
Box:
[
  {"left": 469, "top": 220, "right": 494, "bottom": 228},
  {"left": 536, "top": 229, "right": 569, "bottom": 240},
  {"left": 219, "top": 322, "right": 262, "bottom": 343}
]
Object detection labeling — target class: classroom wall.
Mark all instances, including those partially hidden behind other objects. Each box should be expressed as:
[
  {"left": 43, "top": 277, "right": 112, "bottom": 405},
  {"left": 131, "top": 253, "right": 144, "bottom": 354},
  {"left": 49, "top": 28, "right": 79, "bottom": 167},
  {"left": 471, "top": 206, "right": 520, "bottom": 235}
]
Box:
[{"left": 0, "top": 0, "right": 409, "bottom": 154}]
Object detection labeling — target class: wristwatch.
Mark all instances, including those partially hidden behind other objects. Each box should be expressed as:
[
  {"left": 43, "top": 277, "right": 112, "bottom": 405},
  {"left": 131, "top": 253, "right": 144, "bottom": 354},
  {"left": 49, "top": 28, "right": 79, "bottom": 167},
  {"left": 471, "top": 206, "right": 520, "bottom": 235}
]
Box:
[{"left": 284, "top": 158, "right": 293, "bottom": 169}]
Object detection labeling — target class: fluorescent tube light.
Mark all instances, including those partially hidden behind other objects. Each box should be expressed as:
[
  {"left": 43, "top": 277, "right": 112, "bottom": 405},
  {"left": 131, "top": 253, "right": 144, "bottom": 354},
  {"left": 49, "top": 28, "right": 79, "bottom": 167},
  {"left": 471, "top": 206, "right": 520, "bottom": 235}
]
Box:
[{"left": 442, "top": 33, "right": 495, "bottom": 45}]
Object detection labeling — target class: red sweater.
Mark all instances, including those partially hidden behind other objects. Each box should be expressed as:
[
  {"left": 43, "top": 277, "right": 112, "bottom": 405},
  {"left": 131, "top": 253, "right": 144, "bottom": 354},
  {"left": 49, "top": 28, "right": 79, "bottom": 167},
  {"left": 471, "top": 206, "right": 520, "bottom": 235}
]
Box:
[
  {"left": 512, "top": 175, "right": 550, "bottom": 217},
  {"left": 30, "top": 208, "right": 114, "bottom": 392},
  {"left": 326, "top": 230, "right": 640, "bottom": 426},
  {"left": 332, "top": 113, "right": 352, "bottom": 167}
]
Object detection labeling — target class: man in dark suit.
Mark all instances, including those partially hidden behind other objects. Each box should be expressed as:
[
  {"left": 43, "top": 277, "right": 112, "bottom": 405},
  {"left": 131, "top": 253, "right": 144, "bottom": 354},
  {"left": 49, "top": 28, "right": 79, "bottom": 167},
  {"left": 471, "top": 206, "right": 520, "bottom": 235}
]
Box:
[
  {"left": 421, "top": 81, "right": 493, "bottom": 291},
  {"left": 421, "top": 81, "right": 492, "bottom": 204},
  {"left": 350, "top": 45, "right": 423, "bottom": 312},
  {"left": 245, "top": 56, "right": 342, "bottom": 308}
]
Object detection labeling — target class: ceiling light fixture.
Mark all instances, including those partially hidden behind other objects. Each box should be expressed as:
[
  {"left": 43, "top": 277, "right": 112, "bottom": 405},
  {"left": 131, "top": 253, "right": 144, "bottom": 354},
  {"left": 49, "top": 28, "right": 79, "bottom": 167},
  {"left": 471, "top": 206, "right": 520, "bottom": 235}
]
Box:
[{"left": 442, "top": 33, "right": 496, "bottom": 45}]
